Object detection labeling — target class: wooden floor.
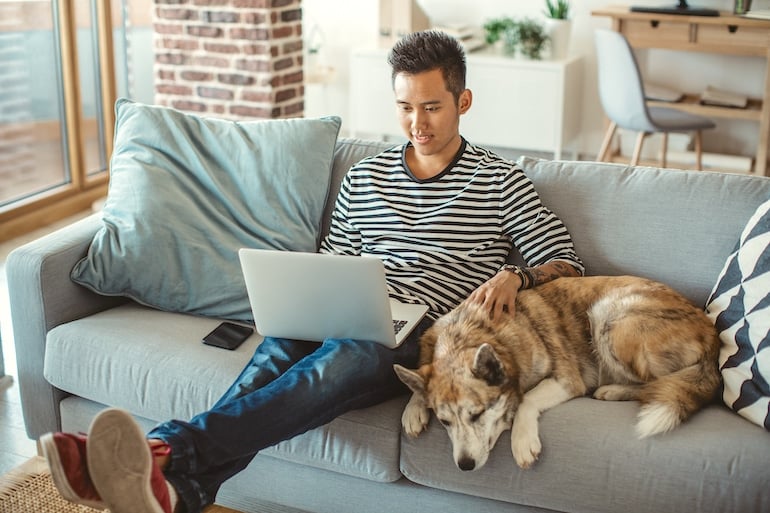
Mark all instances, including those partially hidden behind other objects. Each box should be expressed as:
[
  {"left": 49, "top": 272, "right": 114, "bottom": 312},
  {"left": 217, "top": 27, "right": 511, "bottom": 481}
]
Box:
[{"left": 0, "top": 377, "right": 37, "bottom": 476}]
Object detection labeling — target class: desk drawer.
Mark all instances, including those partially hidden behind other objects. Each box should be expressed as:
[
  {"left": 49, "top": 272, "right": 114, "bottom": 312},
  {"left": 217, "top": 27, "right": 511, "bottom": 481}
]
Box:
[
  {"left": 622, "top": 19, "right": 689, "bottom": 47},
  {"left": 696, "top": 24, "right": 770, "bottom": 56}
]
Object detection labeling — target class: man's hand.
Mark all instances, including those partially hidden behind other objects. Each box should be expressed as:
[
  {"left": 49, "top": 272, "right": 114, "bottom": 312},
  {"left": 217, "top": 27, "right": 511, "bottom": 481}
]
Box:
[
  {"left": 467, "top": 269, "right": 522, "bottom": 320},
  {"left": 467, "top": 261, "right": 581, "bottom": 320}
]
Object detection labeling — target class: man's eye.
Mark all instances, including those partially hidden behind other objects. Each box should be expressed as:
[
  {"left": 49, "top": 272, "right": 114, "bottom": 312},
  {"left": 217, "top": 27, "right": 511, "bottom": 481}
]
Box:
[{"left": 425, "top": 106, "right": 438, "bottom": 112}]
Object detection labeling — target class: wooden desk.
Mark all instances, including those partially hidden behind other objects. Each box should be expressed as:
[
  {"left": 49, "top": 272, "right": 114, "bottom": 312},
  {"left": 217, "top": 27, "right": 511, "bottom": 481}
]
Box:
[{"left": 593, "top": 6, "right": 770, "bottom": 176}]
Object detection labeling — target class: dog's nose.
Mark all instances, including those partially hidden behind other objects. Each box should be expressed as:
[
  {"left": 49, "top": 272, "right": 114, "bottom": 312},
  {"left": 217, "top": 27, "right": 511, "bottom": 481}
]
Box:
[{"left": 457, "top": 457, "right": 476, "bottom": 471}]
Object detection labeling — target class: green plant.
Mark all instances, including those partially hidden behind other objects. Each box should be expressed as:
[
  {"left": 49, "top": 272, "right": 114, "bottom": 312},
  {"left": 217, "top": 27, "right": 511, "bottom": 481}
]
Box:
[
  {"left": 482, "top": 17, "right": 517, "bottom": 45},
  {"left": 505, "top": 18, "right": 549, "bottom": 59},
  {"left": 544, "top": 0, "right": 570, "bottom": 19}
]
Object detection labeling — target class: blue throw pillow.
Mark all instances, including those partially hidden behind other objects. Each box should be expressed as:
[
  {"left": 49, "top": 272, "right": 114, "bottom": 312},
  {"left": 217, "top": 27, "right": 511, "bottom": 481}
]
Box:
[
  {"left": 706, "top": 197, "right": 770, "bottom": 430},
  {"left": 71, "top": 99, "right": 341, "bottom": 320}
]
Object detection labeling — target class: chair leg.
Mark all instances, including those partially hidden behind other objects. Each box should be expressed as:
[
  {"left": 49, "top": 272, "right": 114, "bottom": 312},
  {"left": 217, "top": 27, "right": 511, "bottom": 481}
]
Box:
[
  {"left": 631, "top": 132, "right": 647, "bottom": 166},
  {"left": 660, "top": 132, "right": 668, "bottom": 168},
  {"left": 597, "top": 121, "right": 617, "bottom": 162},
  {"left": 694, "top": 131, "right": 703, "bottom": 170}
]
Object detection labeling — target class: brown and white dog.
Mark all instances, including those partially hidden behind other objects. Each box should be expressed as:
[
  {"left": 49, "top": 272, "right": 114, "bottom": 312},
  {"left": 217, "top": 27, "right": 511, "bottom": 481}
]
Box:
[{"left": 394, "top": 276, "right": 721, "bottom": 471}]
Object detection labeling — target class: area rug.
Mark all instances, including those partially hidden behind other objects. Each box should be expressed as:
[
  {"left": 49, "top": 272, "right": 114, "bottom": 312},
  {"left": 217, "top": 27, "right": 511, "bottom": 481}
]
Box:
[
  {"left": 0, "top": 456, "right": 240, "bottom": 513},
  {"left": 0, "top": 456, "right": 101, "bottom": 513}
]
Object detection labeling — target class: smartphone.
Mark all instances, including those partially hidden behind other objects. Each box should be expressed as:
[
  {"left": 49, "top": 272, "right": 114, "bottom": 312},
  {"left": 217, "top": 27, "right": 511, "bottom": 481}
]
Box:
[{"left": 202, "top": 322, "right": 254, "bottom": 350}]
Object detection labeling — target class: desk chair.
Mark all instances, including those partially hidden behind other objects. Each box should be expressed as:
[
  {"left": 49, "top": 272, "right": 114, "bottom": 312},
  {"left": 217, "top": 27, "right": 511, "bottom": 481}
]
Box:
[{"left": 594, "top": 29, "right": 715, "bottom": 169}]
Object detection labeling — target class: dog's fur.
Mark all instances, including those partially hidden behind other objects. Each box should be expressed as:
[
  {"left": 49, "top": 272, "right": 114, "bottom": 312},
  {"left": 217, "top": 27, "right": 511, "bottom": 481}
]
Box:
[{"left": 394, "top": 276, "right": 721, "bottom": 471}]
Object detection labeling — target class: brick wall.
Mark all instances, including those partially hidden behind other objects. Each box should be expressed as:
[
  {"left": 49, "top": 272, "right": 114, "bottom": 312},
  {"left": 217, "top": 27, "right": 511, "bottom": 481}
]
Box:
[{"left": 153, "top": 0, "right": 303, "bottom": 119}]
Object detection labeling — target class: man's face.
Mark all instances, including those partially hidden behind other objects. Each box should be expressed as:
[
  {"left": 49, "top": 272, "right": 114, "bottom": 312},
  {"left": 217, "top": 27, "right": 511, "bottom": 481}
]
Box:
[{"left": 393, "top": 68, "right": 470, "bottom": 164}]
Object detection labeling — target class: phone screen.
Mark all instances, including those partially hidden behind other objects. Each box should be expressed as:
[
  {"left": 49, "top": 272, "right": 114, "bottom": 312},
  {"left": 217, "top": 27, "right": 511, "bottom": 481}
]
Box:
[{"left": 202, "top": 322, "right": 254, "bottom": 350}]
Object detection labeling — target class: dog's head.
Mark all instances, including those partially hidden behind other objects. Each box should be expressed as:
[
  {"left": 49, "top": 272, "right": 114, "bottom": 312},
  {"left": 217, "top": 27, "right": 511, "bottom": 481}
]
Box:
[{"left": 395, "top": 317, "right": 519, "bottom": 471}]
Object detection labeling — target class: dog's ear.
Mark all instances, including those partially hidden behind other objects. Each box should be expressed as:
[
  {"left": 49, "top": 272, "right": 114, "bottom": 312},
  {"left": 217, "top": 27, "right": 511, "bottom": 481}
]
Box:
[
  {"left": 472, "top": 343, "right": 505, "bottom": 386},
  {"left": 394, "top": 364, "right": 427, "bottom": 395}
]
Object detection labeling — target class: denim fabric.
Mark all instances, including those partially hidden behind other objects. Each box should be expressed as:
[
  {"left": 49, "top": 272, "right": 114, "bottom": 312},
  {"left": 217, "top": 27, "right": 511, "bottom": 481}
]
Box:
[{"left": 149, "top": 317, "right": 430, "bottom": 513}]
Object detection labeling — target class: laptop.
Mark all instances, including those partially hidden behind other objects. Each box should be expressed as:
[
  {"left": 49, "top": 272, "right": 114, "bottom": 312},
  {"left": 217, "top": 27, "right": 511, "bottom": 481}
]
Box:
[{"left": 238, "top": 248, "right": 429, "bottom": 348}]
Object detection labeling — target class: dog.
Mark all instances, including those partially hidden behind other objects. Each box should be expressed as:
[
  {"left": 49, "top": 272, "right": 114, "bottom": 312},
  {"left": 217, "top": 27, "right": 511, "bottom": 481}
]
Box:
[{"left": 393, "top": 275, "right": 721, "bottom": 471}]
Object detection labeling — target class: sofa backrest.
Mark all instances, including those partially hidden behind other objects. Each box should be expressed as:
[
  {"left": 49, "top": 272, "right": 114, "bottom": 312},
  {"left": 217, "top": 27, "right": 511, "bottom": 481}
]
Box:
[
  {"left": 322, "top": 139, "right": 770, "bottom": 308},
  {"left": 517, "top": 156, "right": 770, "bottom": 307}
]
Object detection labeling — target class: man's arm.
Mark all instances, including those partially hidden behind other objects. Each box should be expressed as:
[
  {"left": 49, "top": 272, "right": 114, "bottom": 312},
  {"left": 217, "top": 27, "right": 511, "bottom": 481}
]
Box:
[
  {"left": 509, "top": 260, "right": 581, "bottom": 290},
  {"left": 469, "top": 162, "right": 584, "bottom": 319},
  {"left": 319, "top": 173, "right": 362, "bottom": 256}
]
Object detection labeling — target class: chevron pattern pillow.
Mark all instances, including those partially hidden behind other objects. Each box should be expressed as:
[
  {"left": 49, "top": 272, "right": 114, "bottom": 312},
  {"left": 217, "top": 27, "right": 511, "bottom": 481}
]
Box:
[{"left": 706, "top": 198, "right": 770, "bottom": 430}]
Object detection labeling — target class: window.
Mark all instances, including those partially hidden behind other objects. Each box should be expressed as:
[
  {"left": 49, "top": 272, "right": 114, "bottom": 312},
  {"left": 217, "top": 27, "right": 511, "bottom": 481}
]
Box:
[{"left": 0, "top": 0, "right": 149, "bottom": 241}]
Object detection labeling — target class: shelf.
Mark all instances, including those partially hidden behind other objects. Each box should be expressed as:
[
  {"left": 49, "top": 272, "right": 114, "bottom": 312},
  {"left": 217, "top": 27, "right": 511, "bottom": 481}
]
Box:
[{"left": 648, "top": 94, "right": 763, "bottom": 121}]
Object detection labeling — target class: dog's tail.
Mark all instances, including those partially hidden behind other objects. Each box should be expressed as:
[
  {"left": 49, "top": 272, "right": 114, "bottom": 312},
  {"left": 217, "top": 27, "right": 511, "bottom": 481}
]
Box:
[{"left": 635, "top": 358, "right": 721, "bottom": 438}]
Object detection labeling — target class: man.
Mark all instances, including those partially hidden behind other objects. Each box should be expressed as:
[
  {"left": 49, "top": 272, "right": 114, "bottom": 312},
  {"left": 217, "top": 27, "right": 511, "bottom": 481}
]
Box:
[{"left": 41, "top": 30, "right": 583, "bottom": 513}]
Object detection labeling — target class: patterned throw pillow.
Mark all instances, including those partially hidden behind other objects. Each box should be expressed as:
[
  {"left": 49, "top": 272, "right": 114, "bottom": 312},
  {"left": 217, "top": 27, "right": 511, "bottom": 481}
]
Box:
[{"left": 705, "top": 198, "right": 770, "bottom": 430}]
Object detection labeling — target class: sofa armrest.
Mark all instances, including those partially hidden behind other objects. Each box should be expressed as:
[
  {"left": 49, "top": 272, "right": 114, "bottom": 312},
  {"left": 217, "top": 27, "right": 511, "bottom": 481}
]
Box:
[{"left": 6, "top": 214, "right": 125, "bottom": 438}]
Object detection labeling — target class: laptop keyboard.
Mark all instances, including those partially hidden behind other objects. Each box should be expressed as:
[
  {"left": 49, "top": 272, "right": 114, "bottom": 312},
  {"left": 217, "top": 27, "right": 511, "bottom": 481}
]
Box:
[{"left": 393, "top": 319, "right": 408, "bottom": 334}]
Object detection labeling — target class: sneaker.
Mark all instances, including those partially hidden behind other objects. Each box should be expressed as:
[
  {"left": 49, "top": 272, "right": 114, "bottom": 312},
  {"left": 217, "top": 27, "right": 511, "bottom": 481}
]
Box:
[
  {"left": 39, "top": 432, "right": 106, "bottom": 509},
  {"left": 87, "top": 408, "right": 172, "bottom": 513}
]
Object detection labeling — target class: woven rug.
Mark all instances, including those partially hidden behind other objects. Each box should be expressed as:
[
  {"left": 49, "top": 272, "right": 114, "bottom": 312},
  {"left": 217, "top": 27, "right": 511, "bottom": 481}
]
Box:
[
  {"left": 0, "top": 457, "right": 241, "bottom": 513},
  {"left": 0, "top": 456, "right": 104, "bottom": 513}
]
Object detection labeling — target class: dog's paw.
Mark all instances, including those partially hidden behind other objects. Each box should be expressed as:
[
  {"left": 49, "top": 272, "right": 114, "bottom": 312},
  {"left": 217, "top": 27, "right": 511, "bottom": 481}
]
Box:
[
  {"left": 510, "top": 419, "right": 542, "bottom": 469},
  {"left": 401, "top": 395, "right": 430, "bottom": 437}
]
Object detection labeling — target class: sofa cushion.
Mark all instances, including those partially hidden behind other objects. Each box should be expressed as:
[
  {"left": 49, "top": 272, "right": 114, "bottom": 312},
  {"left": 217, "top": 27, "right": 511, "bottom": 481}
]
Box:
[
  {"left": 706, "top": 197, "right": 770, "bottom": 430},
  {"left": 400, "top": 398, "right": 770, "bottom": 513},
  {"left": 515, "top": 156, "right": 770, "bottom": 307},
  {"left": 44, "top": 304, "right": 405, "bottom": 482},
  {"left": 71, "top": 99, "right": 341, "bottom": 321},
  {"left": 262, "top": 397, "right": 406, "bottom": 482}
]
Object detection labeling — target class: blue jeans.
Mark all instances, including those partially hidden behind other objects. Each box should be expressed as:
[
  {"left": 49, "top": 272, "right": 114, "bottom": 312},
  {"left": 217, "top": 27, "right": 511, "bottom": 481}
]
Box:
[{"left": 148, "top": 317, "right": 430, "bottom": 513}]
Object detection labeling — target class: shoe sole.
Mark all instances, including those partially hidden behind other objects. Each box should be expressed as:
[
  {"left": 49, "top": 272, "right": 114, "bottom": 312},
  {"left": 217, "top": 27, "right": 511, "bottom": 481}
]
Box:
[
  {"left": 40, "top": 433, "right": 106, "bottom": 510},
  {"left": 87, "top": 408, "right": 166, "bottom": 513}
]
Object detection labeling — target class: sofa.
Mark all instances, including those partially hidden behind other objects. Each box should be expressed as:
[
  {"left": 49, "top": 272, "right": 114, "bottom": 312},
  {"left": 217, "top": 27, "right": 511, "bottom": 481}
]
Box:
[{"left": 7, "top": 106, "right": 770, "bottom": 513}]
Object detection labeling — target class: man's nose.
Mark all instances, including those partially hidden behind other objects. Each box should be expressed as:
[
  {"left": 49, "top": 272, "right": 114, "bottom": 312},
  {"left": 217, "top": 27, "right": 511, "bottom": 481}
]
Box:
[{"left": 411, "top": 110, "right": 427, "bottom": 130}]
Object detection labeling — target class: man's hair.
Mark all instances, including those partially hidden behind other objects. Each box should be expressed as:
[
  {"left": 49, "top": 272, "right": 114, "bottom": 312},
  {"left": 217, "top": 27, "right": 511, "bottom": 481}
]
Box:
[{"left": 387, "top": 30, "right": 466, "bottom": 102}]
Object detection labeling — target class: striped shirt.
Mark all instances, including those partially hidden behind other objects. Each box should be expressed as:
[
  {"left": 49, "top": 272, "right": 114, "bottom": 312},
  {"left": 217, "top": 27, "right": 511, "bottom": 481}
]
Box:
[{"left": 320, "top": 140, "right": 584, "bottom": 319}]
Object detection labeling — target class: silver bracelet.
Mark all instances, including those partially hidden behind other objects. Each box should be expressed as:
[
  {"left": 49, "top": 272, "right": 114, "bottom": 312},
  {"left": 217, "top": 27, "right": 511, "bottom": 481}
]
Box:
[{"left": 500, "top": 264, "right": 533, "bottom": 290}]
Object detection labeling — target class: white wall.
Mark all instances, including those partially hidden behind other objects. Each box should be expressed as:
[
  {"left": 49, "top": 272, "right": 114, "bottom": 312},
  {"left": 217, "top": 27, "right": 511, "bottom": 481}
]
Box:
[{"left": 303, "top": 0, "right": 768, "bottom": 160}]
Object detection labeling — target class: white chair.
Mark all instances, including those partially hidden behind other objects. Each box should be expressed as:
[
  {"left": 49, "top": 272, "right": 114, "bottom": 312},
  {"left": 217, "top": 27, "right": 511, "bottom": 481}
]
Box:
[{"left": 594, "top": 29, "right": 715, "bottom": 169}]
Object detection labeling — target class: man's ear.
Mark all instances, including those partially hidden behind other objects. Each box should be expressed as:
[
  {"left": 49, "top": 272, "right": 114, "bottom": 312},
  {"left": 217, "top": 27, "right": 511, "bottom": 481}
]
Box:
[{"left": 458, "top": 89, "right": 472, "bottom": 115}]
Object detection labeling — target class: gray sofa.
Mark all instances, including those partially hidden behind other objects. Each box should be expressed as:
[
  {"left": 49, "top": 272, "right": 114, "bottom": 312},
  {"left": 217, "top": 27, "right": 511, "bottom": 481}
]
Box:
[{"left": 7, "top": 137, "right": 770, "bottom": 513}]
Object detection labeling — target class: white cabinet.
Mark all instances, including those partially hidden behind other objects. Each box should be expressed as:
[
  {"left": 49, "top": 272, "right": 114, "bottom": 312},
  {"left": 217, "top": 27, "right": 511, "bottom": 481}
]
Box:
[{"left": 349, "top": 48, "right": 583, "bottom": 159}]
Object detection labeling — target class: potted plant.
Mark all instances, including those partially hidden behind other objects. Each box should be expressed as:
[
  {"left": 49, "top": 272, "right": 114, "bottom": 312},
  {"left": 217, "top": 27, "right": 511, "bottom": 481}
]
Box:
[
  {"left": 506, "top": 18, "right": 549, "bottom": 60},
  {"left": 482, "top": 17, "right": 517, "bottom": 47},
  {"left": 544, "top": 0, "right": 570, "bottom": 19},
  {"left": 543, "top": 0, "right": 571, "bottom": 59}
]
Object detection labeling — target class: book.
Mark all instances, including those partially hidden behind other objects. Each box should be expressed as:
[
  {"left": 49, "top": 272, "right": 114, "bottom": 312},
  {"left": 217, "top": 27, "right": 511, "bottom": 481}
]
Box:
[
  {"left": 644, "top": 82, "right": 683, "bottom": 102},
  {"left": 433, "top": 24, "right": 475, "bottom": 40},
  {"left": 700, "top": 85, "right": 748, "bottom": 108},
  {"left": 741, "top": 9, "right": 770, "bottom": 20},
  {"left": 431, "top": 24, "right": 487, "bottom": 53},
  {"left": 459, "top": 37, "right": 486, "bottom": 53}
]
